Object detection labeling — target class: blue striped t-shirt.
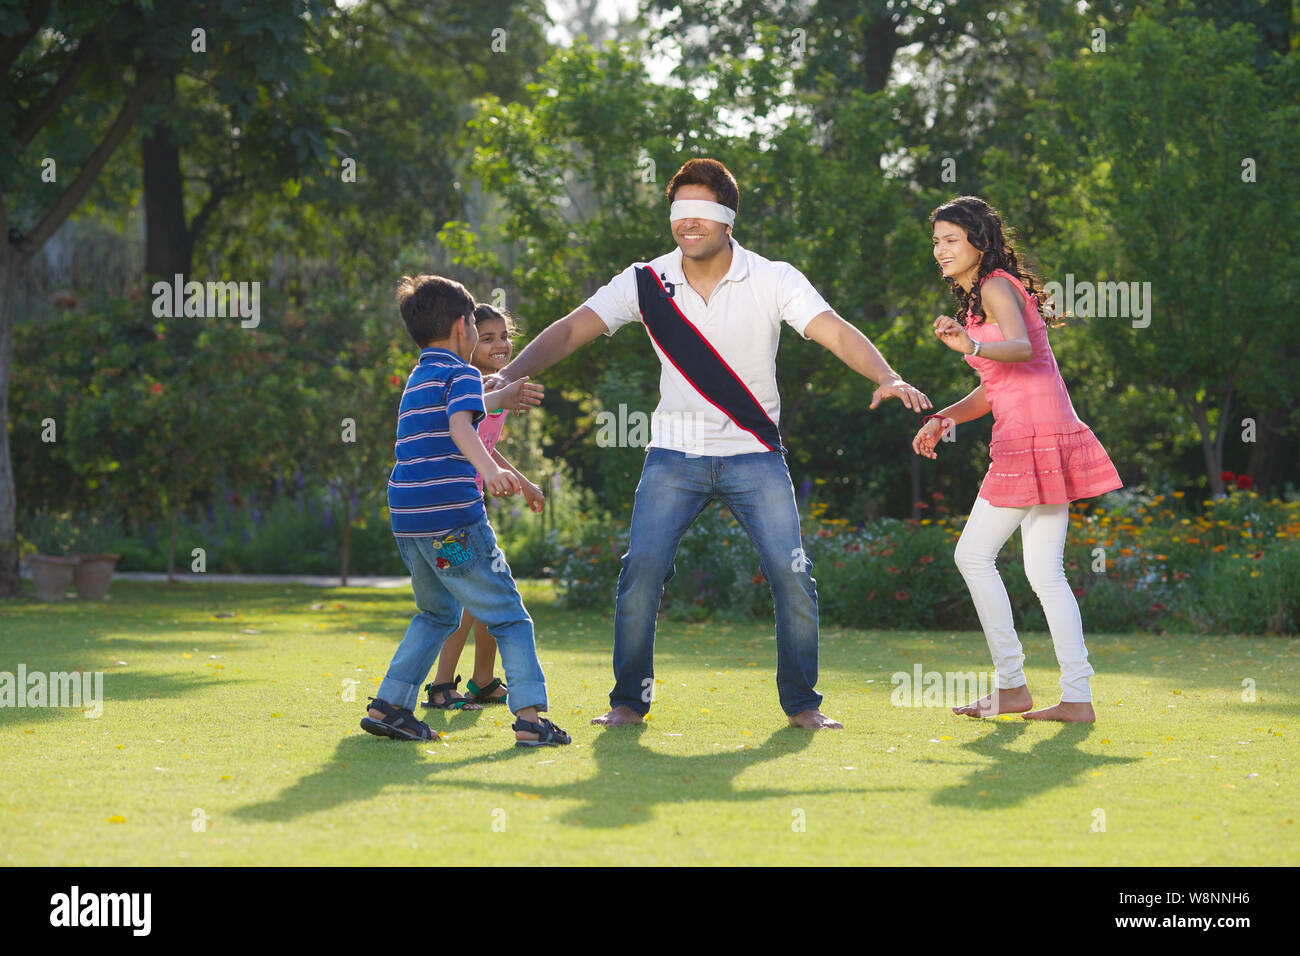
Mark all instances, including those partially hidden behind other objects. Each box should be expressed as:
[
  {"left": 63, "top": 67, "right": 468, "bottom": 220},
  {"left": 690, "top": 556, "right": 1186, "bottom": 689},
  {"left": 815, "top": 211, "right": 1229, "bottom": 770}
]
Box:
[{"left": 388, "top": 348, "right": 486, "bottom": 537}]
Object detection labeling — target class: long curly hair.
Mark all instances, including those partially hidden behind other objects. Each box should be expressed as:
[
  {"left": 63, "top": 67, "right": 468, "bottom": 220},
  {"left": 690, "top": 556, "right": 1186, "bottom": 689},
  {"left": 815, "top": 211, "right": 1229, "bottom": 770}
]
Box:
[{"left": 928, "top": 196, "right": 1058, "bottom": 328}]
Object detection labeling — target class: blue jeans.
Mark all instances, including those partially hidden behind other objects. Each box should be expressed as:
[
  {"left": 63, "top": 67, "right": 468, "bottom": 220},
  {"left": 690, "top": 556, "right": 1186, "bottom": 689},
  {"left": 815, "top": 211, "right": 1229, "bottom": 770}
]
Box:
[
  {"left": 377, "top": 519, "right": 547, "bottom": 715},
  {"left": 611, "top": 448, "right": 822, "bottom": 716}
]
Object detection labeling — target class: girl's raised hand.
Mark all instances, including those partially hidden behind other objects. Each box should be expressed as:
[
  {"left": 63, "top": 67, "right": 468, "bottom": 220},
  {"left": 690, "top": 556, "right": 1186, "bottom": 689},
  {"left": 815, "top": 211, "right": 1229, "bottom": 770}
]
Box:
[
  {"left": 912, "top": 417, "right": 948, "bottom": 460},
  {"left": 522, "top": 480, "right": 546, "bottom": 513},
  {"left": 933, "top": 315, "right": 973, "bottom": 355},
  {"left": 489, "top": 376, "right": 544, "bottom": 413}
]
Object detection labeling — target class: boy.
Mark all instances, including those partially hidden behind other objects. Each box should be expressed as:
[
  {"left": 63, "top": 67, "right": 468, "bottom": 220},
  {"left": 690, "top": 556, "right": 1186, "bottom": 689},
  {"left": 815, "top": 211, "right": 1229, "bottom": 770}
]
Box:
[{"left": 361, "top": 274, "right": 570, "bottom": 747}]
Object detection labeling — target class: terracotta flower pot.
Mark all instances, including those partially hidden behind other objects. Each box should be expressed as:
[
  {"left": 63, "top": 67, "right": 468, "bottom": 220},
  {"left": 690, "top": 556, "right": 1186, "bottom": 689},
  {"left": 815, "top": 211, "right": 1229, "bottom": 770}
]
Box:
[
  {"left": 71, "top": 553, "right": 121, "bottom": 600},
  {"left": 28, "top": 554, "right": 79, "bottom": 601}
]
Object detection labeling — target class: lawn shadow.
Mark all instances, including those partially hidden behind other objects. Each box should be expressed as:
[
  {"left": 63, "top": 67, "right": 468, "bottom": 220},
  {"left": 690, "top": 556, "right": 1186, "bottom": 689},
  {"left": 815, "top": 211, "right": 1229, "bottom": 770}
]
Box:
[
  {"left": 233, "top": 723, "right": 888, "bottom": 826},
  {"left": 931, "top": 721, "right": 1139, "bottom": 809}
]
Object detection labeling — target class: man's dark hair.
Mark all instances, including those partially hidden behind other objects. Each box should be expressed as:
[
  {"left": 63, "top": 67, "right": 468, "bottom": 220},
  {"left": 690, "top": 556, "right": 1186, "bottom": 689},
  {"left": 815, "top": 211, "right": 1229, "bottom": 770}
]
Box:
[
  {"left": 395, "top": 274, "right": 474, "bottom": 346},
  {"left": 665, "top": 158, "right": 740, "bottom": 212}
]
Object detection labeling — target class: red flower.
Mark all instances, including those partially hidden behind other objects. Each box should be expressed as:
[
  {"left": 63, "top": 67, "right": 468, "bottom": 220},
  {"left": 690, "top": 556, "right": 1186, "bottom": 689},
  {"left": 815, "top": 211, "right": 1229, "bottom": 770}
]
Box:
[
  {"left": 1220, "top": 471, "right": 1235, "bottom": 483},
  {"left": 866, "top": 590, "right": 876, "bottom": 601},
  {"left": 390, "top": 374, "right": 403, "bottom": 387},
  {"left": 915, "top": 501, "right": 929, "bottom": 510},
  {"left": 1236, "top": 474, "right": 1253, "bottom": 490},
  {"left": 1072, "top": 586, "right": 1085, "bottom": 597},
  {"left": 1150, "top": 603, "right": 1165, "bottom": 613},
  {"left": 1252, "top": 551, "right": 1263, "bottom": 560},
  {"left": 931, "top": 491, "right": 944, "bottom": 501},
  {"left": 918, "top": 555, "right": 935, "bottom": 565},
  {"left": 751, "top": 572, "right": 765, "bottom": 585},
  {"left": 894, "top": 591, "right": 909, "bottom": 601},
  {"left": 150, "top": 382, "right": 163, "bottom": 395}
]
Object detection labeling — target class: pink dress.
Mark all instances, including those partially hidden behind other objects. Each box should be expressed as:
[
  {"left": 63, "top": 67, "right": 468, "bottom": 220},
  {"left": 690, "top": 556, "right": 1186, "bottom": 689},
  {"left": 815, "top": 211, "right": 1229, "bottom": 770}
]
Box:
[
  {"left": 964, "top": 269, "right": 1122, "bottom": 507},
  {"left": 474, "top": 409, "right": 510, "bottom": 493}
]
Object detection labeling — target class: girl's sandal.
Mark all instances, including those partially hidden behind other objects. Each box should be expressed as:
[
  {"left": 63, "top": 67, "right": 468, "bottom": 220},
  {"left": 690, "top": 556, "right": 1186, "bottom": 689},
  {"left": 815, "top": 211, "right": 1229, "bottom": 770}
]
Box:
[
  {"left": 421, "top": 676, "right": 482, "bottom": 710},
  {"left": 466, "top": 676, "right": 508, "bottom": 705},
  {"left": 360, "top": 698, "right": 440, "bottom": 741},
  {"left": 512, "top": 717, "right": 572, "bottom": 747}
]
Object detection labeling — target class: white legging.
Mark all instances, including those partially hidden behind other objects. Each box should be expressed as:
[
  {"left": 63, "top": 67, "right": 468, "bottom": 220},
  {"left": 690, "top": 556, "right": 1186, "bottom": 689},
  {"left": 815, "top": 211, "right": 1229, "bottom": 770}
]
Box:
[{"left": 953, "top": 496, "right": 1094, "bottom": 702}]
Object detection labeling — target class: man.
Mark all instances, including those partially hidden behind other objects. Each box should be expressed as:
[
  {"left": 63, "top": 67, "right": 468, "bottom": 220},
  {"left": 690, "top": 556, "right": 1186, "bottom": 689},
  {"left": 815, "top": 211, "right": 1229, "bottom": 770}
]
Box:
[{"left": 497, "top": 158, "right": 930, "bottom": 730}]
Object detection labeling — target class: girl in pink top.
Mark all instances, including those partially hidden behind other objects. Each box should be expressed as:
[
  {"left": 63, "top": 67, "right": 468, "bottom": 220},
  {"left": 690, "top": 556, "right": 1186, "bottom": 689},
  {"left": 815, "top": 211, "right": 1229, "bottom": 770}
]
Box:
[
  {"left": 913, "top": 196, "right": 1122, "bottom": 722},
  {"left": 423, "top": 304, "right": 547, "bottom": 710}
]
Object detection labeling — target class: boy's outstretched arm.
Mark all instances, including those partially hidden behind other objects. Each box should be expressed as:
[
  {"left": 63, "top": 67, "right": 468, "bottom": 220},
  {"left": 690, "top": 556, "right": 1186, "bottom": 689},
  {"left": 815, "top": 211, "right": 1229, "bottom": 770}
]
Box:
[
  {"left": 448, "top": 411, "right": 520, "bottom": 497},
  {"left": 803, "top": 309, "right": 932, "bottom": 413},
  {"left": 499, "top": 306, "right": 608, "bottom": 382}
]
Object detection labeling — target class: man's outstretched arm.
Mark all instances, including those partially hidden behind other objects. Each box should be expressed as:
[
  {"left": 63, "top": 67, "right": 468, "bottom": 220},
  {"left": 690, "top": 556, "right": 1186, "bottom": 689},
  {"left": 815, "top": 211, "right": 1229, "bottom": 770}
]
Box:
[
  {"left": 803, "top": 310, "right": 932, "bottom": 413},
  {"left": 499, "top": 305, "right": 609, "bottom": 382}
]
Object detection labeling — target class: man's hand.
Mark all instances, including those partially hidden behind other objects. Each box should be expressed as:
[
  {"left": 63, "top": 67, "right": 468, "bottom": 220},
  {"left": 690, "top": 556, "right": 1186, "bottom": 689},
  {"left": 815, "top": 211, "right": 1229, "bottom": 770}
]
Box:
[
  {"left": 870, "top": 378, "right": 932, "bottom": 413},
  {"left": 486, "top": 375, "right": 544, "bottom": 413},
  {"left": 521, "top": 479, "right": 546, "bottom": 513},
  {"left": 484, "top": 467, "right": 522, "bottom": 498},
  {"left": 912, "top": 417, "right": 951, "bottom": 460}
]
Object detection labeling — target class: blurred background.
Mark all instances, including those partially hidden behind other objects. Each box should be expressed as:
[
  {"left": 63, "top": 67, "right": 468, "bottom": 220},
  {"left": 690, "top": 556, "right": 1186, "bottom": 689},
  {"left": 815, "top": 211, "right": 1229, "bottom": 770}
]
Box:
[{"left": 2, "top": 0, "right": 1296, "bottom": 631}]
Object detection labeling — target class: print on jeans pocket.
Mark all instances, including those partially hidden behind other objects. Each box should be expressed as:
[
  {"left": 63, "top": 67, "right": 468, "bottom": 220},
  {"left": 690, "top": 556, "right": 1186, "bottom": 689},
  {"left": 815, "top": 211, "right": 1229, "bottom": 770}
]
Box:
[{"left": 434, "top": 531, "right": 474, "bottom": 569}]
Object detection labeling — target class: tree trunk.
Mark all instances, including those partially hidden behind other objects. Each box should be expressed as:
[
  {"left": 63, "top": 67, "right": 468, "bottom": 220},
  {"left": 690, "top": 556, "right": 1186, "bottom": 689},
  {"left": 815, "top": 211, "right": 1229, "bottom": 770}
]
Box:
[
  {"left": 0, "top": 238, "right": 18, "bottom": 596},
  {"left": 340, "top": 490, "right": 351, "bottom": 587},
  {"left": 1187, "top": 400, "right": 1226, "bottom": 497},
  {"left": 0, "top": 64, "right": 166, "bottom": 597},
  {"left": 142, "top": 105, "right": 193, "bottom": 280},
  {"left": 167, "top": 507, "right": 179, "bottom": 584}
]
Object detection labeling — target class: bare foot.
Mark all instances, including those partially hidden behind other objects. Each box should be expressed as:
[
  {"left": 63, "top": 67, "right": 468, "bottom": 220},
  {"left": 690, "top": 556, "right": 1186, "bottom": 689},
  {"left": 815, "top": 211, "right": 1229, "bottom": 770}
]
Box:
[
  {"left": 591, "top": 705, "right": 644, "bottom": 726},
  {"left": 952, "top": 684, "right": 1032, "bottom": 718},
  {"left": 1023, "top": 701, "right": 1095, "bottom": 722},
  {"left": 788, "top": 709, "right": 843, "bottom": 730}
]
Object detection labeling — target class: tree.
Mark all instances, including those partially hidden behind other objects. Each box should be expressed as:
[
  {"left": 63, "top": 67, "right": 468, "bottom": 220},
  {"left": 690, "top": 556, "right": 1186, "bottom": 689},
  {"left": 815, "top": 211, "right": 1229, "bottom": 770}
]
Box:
[{"left": 1043, "top": 14, "right": 1299, "bottom": 495}]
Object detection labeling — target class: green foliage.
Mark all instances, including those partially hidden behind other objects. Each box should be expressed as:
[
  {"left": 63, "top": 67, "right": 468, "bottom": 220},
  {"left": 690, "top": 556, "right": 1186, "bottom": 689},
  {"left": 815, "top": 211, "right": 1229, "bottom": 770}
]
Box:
[{"left": 553, "top": 489, "right": 1300, "bottom": 635}]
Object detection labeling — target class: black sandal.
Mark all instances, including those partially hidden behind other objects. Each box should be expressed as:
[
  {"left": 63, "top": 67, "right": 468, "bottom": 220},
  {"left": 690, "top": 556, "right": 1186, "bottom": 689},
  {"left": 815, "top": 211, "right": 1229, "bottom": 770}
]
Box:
[
  {"left": 421, "top": 675, "right": 482, "bottom": 710},
  {"left": 512, "top": 716, "right": 572, "bottom": 747},
  {"left": 467, "top": 676, "right": 508, "bottom": 705},
  {"left": 360, "top": 698, "right": 439, "bottom": 741}
]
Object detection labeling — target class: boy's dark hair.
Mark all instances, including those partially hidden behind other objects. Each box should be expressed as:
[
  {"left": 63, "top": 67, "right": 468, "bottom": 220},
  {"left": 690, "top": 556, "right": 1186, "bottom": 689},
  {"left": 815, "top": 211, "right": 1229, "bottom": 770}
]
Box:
[
  {"left": 665, "top": 158, "right": 739, "bottom": 212},
  {"left": 395, "top": 274, "right": 474, "bottom": 346},
  {"left": 473, "top": 302, "right": 519, "bottom": 337}
]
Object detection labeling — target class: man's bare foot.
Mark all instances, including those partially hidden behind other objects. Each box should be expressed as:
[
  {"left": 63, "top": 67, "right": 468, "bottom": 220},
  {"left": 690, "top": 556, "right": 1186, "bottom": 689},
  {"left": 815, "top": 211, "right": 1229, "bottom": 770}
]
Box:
[
  {"left": 591, "top": 705, "right": 644, "bottom": 726},
  {"left": 953, "top": 684, "right": 1032, "bottom": 718},
  {"left": 1023, "top": 701, "right": 1095, "bottom": 722},
  {"left": 788, "top": 709, "right": 843, "bottom": 729}
]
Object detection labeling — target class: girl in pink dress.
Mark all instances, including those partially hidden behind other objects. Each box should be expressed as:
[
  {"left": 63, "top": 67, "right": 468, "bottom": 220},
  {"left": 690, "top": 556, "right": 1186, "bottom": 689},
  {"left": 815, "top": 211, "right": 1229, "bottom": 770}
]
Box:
[
  {"left": 422, "top": 304, "right": 548, "bottom": 710},
  {"left": 913, "top": 196, "right": 1122, "bottom": 722}
]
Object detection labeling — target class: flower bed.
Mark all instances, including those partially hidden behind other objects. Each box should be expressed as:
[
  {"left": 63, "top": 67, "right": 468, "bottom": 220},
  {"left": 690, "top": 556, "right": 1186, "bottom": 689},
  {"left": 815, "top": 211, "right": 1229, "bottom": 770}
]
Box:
[{"left": 553, "top": 487, "right": 1300, "bottom": 635}]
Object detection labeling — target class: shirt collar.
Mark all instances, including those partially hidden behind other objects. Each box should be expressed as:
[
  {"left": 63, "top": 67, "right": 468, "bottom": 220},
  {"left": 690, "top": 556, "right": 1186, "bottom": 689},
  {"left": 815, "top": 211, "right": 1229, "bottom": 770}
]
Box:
[
  {"left": 417, "top": 347, "right": 468, "bottom": 366},
  {"left": 664, "top": 237, "right": 749, "bottom": 286}
]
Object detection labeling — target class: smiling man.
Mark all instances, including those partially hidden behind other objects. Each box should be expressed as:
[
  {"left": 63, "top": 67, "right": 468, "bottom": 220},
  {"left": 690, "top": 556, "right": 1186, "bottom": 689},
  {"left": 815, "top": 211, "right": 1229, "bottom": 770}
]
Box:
[{"left": 497, "top": 158, "right": 930, "bottom": 730}]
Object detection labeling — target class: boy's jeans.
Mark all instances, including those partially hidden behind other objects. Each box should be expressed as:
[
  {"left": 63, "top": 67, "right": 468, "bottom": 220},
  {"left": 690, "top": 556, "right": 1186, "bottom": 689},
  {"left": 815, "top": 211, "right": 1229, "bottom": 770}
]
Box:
[
  {"left": 610, "top": 447, "right": 822, "bottom": 717},
  {"left": 377, "top": 518, "right": 547, "bottom": 716}
]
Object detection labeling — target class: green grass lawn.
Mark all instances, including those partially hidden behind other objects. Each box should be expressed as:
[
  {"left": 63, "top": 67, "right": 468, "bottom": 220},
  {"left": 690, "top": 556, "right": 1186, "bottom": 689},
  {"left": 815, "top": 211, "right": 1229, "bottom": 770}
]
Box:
[{"left": 1, "top": 580, "right": 1295, "bottom": 865}]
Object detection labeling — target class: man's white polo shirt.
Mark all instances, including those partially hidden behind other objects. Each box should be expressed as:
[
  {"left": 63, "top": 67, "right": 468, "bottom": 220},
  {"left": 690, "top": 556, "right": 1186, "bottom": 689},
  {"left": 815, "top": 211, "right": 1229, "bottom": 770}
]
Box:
[{"left": 582, "top": 238, "right": 831, "bottom": 457}]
